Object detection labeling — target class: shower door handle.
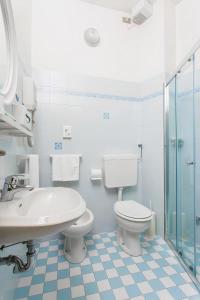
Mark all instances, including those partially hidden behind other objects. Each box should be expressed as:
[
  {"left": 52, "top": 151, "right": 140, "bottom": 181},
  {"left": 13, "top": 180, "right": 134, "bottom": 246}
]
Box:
[
  {"left": 196, "top": 216, "right": 200, "bottom": 225},
  {"left": 185, "top": 161, "right": 195, "bottom": 166}
]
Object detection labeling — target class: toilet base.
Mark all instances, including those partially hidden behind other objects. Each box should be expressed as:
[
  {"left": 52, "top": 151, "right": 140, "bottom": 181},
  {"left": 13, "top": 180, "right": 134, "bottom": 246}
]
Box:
[
  {"left": 118, "top": 228, "right": 142, "bottom": 257},
  {"left": 64, "top": 236, "right": 87, "bottom": 263}
]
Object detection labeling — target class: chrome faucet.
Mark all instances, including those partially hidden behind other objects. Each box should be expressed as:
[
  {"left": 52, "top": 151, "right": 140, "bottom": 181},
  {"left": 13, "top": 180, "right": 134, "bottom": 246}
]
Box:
[{"left": 0, "top": 175, "right": 34, "bottom": 202}]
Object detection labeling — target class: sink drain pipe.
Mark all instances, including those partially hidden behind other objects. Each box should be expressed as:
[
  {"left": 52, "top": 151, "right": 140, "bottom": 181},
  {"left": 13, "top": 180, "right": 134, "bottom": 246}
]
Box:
[{"left": 0, "top": 240, "right": 36, "bottom": 273}]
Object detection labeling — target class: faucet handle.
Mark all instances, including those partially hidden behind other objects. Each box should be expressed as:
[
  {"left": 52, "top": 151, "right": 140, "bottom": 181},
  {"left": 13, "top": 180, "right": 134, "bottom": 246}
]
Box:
[
  {"left": 5, "top": 174, "right": 28, "bottom": 189},
  {"left": 5, "top": 175, "right": 17, "bottom": 183},
  {"left": 4, "top": 175, "right": 18, "bottom": 189}
]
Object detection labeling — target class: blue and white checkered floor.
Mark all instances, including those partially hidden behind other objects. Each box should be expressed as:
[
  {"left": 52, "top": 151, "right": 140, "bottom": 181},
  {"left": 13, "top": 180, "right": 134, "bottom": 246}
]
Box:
[{"left": 15, "top": 232, "right": 199, "bottom": 300}]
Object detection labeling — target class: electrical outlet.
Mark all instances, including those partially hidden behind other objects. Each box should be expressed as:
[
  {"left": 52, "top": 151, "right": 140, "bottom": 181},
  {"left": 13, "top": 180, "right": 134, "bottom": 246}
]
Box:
[{"left": 63, "top": 126, "right": 72, "bottom": 139}]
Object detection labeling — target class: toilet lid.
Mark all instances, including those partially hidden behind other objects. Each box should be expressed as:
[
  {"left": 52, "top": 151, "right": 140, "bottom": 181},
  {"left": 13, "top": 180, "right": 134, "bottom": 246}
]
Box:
[{"left": 114, "top": 200, "right": 152, "bottom": 219}]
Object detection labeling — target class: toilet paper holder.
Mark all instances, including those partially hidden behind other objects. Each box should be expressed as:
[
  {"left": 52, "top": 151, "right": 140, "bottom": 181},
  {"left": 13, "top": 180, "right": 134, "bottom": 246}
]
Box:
[
  {"left": 90, "top": 169, "right": 102, "bottom": 181},
  {"left": 138, "top": 144, "right": 143, "bottom": 159}
]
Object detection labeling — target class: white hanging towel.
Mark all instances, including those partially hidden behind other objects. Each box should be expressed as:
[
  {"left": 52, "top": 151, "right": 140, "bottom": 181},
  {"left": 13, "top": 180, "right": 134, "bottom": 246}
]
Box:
[
  {"left": 25, "top": 155, "right": 39, "bottom": 188},
  {"left": 51, "top": 154, "right": 81, "bottom": 181},
  {"left": 17, "top": 154, "right": 39, "bottom": 188}
]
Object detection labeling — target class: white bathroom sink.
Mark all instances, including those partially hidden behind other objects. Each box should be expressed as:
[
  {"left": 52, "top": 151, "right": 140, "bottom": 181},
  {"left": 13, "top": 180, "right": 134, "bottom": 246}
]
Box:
[{"left": 0, "top": 187, "right": 86, "bottom": 244}]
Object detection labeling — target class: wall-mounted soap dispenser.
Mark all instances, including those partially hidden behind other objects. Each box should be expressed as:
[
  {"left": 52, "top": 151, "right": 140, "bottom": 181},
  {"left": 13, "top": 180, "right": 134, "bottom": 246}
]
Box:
[{"left": 22, "top": 76, "right": 37, "bottom": 111}]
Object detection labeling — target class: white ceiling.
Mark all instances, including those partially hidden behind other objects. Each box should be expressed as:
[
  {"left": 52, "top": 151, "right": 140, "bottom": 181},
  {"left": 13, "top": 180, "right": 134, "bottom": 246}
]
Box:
[
  {"left": 81, "top": 0, "right": 140, "bottom": 13},
  {"left": 173, "top": 0, "right": 183, "bottom": 4},
  {"left": 81, "top": 0, "right": 182, "bottom": 13}
]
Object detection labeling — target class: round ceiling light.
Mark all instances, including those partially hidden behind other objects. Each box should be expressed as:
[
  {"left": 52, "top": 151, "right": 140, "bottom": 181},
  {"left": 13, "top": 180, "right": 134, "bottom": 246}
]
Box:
[{"left": 84, "top": 28, "right": 100, "bottom": 47}]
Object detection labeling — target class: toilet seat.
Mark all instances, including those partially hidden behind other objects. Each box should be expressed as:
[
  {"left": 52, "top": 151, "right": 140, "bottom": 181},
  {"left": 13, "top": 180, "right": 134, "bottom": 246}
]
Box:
[{"left": 114, "top": 200, "right": 152, "bottom": 221}]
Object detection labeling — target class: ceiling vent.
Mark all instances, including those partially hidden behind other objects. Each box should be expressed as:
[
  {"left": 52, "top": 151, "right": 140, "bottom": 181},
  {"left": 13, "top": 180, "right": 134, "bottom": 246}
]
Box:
[{"left": 132, "top": 0, "right": 154, "bottom": 25}]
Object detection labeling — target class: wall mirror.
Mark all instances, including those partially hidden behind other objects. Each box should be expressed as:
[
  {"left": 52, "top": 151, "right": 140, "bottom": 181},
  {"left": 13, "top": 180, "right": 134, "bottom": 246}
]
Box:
[{"left": 0, "top": 0, "right": 18, "bottom": 106}]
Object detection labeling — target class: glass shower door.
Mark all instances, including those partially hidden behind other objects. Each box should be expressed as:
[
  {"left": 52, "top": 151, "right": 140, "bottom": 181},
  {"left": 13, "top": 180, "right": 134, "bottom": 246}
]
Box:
[
  {"left": 176, "top": 57, "right": 196, "bottom": 272},
  {"left": 165, "top": 44, "right": 200, "bottom": 289},
  {"left": 194, "top": 49, "right": 200, "bottom": 281}
]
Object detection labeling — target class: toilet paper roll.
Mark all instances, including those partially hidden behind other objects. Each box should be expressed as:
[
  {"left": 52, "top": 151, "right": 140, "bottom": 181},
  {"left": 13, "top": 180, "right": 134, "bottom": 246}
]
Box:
[{"left": 90, "top": 169, "right": 102, "bottom": 181}]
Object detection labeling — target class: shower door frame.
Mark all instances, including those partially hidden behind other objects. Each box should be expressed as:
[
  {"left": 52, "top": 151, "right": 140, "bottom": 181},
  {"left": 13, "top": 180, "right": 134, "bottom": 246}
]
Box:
[{"left": 164, "top": 40, "right": 200, "bottom": 292}]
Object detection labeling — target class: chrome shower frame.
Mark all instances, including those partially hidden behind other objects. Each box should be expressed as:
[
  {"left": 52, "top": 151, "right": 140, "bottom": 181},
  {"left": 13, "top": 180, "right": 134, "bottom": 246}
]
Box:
[{"left": 164, "top": 40, "right": 200, "bottom": 292}]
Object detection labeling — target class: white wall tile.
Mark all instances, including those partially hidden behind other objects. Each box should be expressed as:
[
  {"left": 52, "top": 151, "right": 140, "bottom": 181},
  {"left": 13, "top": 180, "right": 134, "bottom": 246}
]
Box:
[
  {"left": 141, "top": 96, "right": 164, "bottom": 236},
  {"left": 33, "top": 73, "right": 143, "bottom": 233}
]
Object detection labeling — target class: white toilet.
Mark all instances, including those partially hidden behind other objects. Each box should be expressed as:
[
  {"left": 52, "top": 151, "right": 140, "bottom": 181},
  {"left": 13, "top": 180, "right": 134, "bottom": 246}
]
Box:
[
  {"left": 103, "top": 154, "right": 153, "bottom": 256},
  {"left": 62, "top": 208, "right": 94, "bottom": 263}
]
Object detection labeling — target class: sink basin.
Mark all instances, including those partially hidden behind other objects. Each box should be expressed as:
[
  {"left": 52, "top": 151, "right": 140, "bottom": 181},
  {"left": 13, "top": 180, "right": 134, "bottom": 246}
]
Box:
[{"left": 0, "top": 187, "right": 86, "bottom": 244}]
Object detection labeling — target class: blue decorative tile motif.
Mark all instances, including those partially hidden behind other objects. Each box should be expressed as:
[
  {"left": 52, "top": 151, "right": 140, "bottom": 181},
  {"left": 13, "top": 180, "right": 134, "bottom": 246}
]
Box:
[
  {"left": 54, "top": 142, "right": 62, "bottom": 150},
  {"left": 103, "top": 112, "right": 110, "bottom": 120},
  {"left": 14, "top": 232, "right": 199, "bottom": 299}
]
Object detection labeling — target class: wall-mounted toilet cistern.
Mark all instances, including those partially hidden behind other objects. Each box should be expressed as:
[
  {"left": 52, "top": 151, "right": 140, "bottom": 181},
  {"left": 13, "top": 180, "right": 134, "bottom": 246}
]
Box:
[{"left": 103, "top": 154, "right": 154, "bottom": 257}]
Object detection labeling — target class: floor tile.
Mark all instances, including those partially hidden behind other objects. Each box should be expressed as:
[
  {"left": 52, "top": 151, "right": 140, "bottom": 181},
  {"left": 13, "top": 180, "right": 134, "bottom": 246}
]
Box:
[{"left": 14, "top": 232, "right": 199, "bottom": 300}]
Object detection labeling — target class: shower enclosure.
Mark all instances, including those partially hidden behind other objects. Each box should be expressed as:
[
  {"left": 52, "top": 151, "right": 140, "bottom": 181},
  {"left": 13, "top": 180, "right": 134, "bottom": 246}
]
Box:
[{"left": 165, "top": 44, "right": 200, "bottom": 289}]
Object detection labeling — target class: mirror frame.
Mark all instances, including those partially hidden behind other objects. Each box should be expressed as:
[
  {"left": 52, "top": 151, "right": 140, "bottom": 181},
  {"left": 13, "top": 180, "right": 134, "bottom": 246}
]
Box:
[{"left": 0, "top": 0, "right": 18, "bottom": 106}]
